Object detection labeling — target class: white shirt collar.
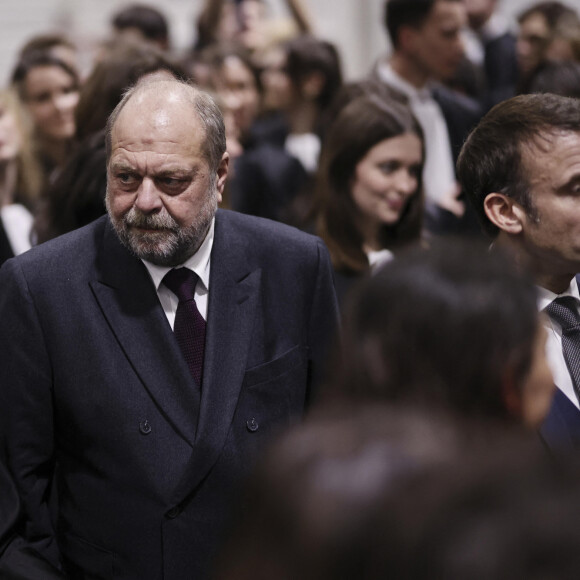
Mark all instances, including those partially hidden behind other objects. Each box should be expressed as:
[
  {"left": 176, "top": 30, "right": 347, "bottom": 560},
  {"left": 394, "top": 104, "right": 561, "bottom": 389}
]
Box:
[
  {"left": 142, "top": 217, "right": 215, "bottom": 293},
  {"left": 367, "top": 248, "right": 394, "bottom": 272},
  {"left": 538, "top": 277, "right": 580, "bottom": 312},
  {"left": 0, "top": 204, "right": 33, "bottom": 256},
  {"left": 376, "top": 61, "right": 432, "bottom": 102}
]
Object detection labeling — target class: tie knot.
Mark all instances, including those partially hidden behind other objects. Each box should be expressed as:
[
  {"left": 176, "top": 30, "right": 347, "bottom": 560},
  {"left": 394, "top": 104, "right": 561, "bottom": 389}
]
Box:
[
  {"left": 163, "top": 268, "right": 199, "bottom": 303},
  {"left": 545, "top": 296, "right": 580, "bottom": 331}
]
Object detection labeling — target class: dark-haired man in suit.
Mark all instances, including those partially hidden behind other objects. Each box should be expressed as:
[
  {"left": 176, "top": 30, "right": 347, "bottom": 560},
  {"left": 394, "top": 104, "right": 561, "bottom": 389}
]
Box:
[
  {"left": 457, "top": 92, "right": 580, "bottom": 452},
  {"left": 376, "top": 0, "right": 483, "bottom": 236},
  {"left": 0, "top": 78, "right": 338, "bottom": 579}
]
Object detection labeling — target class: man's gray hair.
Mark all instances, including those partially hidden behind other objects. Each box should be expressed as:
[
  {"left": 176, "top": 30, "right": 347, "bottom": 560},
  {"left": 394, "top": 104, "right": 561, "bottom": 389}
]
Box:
[{"left": 105, "top": 78, "right": 226, "bottom": 173}]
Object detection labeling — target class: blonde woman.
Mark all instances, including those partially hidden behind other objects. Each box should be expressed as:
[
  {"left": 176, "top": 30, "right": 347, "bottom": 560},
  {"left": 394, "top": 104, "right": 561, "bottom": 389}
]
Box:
[{"left": 0, "top": 88, "right": 42, "bottom": 264}]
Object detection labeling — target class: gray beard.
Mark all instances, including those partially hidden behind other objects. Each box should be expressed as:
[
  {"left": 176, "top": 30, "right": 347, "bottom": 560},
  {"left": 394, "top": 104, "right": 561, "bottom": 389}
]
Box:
[{"left": 106, "top": 188, "right": 217, "bottom": 267}]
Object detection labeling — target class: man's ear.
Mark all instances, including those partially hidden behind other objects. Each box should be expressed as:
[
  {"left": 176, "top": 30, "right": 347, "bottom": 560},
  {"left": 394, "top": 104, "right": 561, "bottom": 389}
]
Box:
[
  {"left": 215, "top": 152, "right": 229, "bottom": 204},
  {"left": 484, "top": 193, "right": 525, "bottom": 234}
]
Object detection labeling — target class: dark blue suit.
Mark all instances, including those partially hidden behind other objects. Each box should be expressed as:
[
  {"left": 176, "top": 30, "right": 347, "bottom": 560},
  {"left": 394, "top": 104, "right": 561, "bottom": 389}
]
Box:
[
  {"left": 540, "top": 388, "right": 580, "bottom": 452},
  {"left": 0, "top": 210, "right": 339, "bottom": 579},
  {"left": 481, "top": 31, "right": 518, "bottom": 110}
]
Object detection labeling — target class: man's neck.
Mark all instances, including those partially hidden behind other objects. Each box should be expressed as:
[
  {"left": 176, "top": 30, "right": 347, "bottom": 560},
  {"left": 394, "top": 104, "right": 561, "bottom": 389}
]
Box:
[
  {"left": 535, "top": 272, "right": 576, "bottom": 296},
  {"left": 389, "top": 52, "right": 430, "bottom": 89},
  {"left": 495, "top": 233, "right": 575, "bottom": 295}
]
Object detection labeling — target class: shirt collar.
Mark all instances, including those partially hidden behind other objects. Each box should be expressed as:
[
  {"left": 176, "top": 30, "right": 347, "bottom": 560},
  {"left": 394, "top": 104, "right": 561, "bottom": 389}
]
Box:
[
  {"left": 376, "top": 61, "right": 432, "bottom": 102},
  {"left": 538, "top": 276, "right": 580, "bottom": 311},
  {"left": 142, "top": 217, "right": 215, "bottom": 293}
]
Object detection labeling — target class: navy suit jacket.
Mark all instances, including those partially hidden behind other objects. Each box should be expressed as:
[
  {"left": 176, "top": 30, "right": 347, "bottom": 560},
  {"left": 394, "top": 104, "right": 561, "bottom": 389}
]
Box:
[
  {"left": 540, "top": 388, "right": 580, "bottom": 453},
  {"left": 0, "top": 210, "right": 339, "bottom": 579},
  {"left": 482, "top": 31, "right": 518, "bottom": 110}
]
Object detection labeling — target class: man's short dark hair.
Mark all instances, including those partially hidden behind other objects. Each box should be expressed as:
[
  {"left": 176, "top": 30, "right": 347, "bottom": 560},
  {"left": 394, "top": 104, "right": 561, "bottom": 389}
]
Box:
[
  {"left": 457, "top": 93, "right": 580, "bottom": 238},
  {"left": 112, "top": 4, "right": 169, "bottom": 46},
  {"left": 384, "top": 0, "right": 461, "bottom": 48}
]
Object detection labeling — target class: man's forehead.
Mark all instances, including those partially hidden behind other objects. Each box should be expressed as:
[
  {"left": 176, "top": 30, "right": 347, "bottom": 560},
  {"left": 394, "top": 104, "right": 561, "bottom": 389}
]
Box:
[
  {"left": 521, "top": 130, "right": 580, "bottom": 182},
  {"left": 119, "top": 87, "right": 190, "bottom": 120},
  {"left": 112, "top": 93, "right": 199, "bottom": 144},
  {"left": 523, "top": 129, "right": 580, "bottom": 158}
]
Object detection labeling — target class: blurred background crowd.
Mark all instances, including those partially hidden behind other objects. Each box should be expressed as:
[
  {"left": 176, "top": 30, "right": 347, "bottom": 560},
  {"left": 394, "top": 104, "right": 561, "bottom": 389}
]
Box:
[{"left": 1, "top": 0, "right": 579, "bottom": 272}]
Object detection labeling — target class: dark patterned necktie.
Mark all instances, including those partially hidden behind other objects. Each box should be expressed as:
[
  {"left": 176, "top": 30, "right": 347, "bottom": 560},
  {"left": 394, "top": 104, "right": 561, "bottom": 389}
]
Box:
[
  {"left": 545, "top": 296, "right": 580, "bottom": 402},
  {"left": 163, "top": 268, "right": 206, "bottom": 387}
]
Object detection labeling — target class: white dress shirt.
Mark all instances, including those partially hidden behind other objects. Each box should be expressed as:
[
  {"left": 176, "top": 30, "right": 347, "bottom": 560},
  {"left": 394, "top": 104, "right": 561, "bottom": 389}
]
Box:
[
  {"left": 285, "top": 132, "right": 321, "bottom": 174},
  {"left": 367, "top": 248, "right": 394, "bottom": 273},
  {"left": 142, "top": 218, "right": 214, "bottom": 328},
  {"left": 538, "top": 277, "right": 580, "bottom": 409},
  {"left": 1, "top": 204, "right": 33, "bottom": 256},
  {"left": 376, "top": 62, "right": 456, "bottom": 206}
]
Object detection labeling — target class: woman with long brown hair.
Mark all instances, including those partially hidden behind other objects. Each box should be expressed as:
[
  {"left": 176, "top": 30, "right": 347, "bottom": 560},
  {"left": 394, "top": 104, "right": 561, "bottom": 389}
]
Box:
[{"left": 314, "top": 93, "right": 424, "bottom": 306}]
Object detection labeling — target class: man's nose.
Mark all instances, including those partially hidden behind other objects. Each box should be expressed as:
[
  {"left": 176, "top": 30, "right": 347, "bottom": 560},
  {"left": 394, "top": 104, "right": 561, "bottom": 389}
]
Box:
[{"left": 134, "top": 178, "right": 163, "bottom": 213}]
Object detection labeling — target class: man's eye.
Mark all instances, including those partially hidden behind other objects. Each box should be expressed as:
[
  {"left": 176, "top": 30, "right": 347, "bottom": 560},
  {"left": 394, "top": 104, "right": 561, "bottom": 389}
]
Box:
[
  {"left": 160, "top": 177, "right": 180, "bottom": 186},
  {"left": 117, "top": 173, "right": 137, "bottom": 185},
  {"left": 157, "top": 177, "right": 188, "bottom": 192}
]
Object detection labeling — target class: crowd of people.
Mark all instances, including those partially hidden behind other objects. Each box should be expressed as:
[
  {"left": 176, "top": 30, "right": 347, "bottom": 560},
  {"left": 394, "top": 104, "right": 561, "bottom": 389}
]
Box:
[{"left": 1, "top": 0, "right": 580, "bottom": 578}]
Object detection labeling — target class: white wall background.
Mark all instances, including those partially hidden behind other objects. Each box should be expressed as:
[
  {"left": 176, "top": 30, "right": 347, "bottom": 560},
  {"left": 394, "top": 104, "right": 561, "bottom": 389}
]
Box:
[{"left": 1, "top": 0, "right": 579, "bottom": 85}]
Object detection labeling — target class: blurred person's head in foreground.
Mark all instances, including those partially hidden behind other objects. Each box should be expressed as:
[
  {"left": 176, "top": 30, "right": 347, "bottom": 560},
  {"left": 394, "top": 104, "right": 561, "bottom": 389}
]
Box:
[
  {"left": 214, "top": 405, "right": 464, "bottom": 580},
  {"left": 327, "top": 240, "right": 553, "bottom": 429},
  {"left": 215, "top": 404, "right": 549, "bottom": 580},
  {"left": 376, "top": 435, "right": 580, "bottom": 579}
]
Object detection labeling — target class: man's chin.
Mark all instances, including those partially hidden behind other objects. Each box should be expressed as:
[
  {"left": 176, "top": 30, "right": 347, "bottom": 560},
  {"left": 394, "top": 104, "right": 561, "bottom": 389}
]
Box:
[{"left": 124, "top": 235, "right": 202, "bottom": 267}]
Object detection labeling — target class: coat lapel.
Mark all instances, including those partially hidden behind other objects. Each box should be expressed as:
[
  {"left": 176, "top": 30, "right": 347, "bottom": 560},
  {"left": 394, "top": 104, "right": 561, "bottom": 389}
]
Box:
[
  {"left": 170, "top": 210, "right": 260, "bottom": 503},
  {"left": 90, "top": 220, "right": 199, "bottom": 448}
]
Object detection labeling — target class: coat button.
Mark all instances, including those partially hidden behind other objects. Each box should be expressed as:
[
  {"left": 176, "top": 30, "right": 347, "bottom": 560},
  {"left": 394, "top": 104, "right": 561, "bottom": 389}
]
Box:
[
  {"left": 166, "top": 506, "right": 181, "bottom": 519},
  {"left": 246, "top": 418, "right": 259, "bottom": 432},
  {"left": 139, "top": 420, "right": 152, "bottom": 435}
]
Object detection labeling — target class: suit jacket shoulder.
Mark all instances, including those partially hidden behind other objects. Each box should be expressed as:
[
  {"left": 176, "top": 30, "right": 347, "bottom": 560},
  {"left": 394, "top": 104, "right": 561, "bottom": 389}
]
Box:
[{"left": 431, "top": 85, "right": 483, "bottom": 161}]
